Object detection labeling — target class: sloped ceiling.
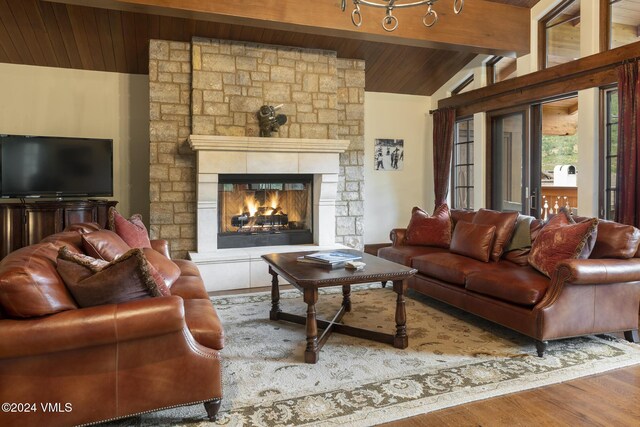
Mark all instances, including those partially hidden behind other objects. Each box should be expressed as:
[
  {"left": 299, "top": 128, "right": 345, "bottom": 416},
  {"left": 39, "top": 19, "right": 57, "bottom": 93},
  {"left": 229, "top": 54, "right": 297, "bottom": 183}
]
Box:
[{"left": 0, "top": 0, "right": 534, "bottom": 95}]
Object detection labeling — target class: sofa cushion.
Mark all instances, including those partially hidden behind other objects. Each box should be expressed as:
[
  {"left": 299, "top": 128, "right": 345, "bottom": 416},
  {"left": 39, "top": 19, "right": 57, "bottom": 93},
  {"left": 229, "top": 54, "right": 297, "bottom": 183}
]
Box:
[
  {"left": 450, "top": 209, "right": 476, "bottom": 226},
  {"left": 183, "top": 299, "right": 225, "bottom": 350},
  {"left": 170, "top": 276, "right": 210, "bottom": 300},
  {"left": 64, "top": 222, "right": 102, "bottom": 234},
  {"left": 528, "top": 210, "right": 598, "bottom": 277},
  {"left": 405, "top": 204, "right": 452, "bottom": 248},
  {"left": 503, "top": 218, "right": 544, "bottom": 266},
  {"left": 57, "top": 247, "right": 164, "bottom": 307},
  {"left": 82, "top": 230, "right": 131, "bottom": 261},
  {"left": 472, "top": 209, "right": 519, "bottom": 261},
  {"left": 41, "top": 231, "right": 84, "bottom": 252},
  {"left": 142, "top": 248, "right": 181, "bottom": 289},
  {"left": 108, "top": 207, "right": 152, "bottom": 249},
  {"left": 466, "top": 266, "right": 550, "bottom": 306},
  {"left": 590, "top": 220, "right": 640, "bottom": 259},
  {"left": 449, "top": 221, "right": 496, "bottom": 262},
  {"left": 411, "top": 252, "right": 502, "bottom": 286},
  {"left": 173, "top": 259, "right": 202, "bottom": 277},
  {"left": 0, "top": 243, "right": 78, "bottom": 318},
  {"left": 378, "top": 245, "right": 448, "bottom": 267}
]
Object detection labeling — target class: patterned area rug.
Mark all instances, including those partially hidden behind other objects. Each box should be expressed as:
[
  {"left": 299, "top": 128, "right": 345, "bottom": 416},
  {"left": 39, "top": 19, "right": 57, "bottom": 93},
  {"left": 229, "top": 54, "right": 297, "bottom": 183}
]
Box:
[{"left": 108, "top": 284, "right": 640, "bottom": 426}]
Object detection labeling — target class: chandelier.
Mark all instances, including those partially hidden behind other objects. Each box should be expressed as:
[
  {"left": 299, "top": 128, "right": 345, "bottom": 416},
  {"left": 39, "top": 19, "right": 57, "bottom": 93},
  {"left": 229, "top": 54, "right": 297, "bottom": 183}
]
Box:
[{"left": 341, "top": 0, "right": 464, "bottom": 32}]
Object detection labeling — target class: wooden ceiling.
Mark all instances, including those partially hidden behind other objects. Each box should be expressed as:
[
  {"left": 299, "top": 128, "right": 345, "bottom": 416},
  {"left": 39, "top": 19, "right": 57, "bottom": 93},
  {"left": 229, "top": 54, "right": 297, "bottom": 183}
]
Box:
[{"left": 0, "top": 0, "right": 533, "bottom": 96}]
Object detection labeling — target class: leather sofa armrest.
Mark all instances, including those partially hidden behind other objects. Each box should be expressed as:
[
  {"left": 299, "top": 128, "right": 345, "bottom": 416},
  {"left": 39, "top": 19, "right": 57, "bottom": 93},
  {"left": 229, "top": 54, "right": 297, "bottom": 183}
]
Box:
[
  {"left": 555, "top": 258, "right": 640, "bottom": 285},
  {"left": 390, "top": 228, "right": 407, "bottom": 246},
  {"left": 0, "top": 296, "right": 186, "bottom": 359},
  {"left": 151, "top": 239, "right": 171, "bottom": 259}
]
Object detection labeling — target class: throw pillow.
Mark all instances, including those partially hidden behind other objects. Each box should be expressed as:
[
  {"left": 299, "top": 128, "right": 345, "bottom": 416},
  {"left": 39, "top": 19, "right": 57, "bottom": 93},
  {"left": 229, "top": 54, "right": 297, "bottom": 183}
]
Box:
[
  {"left": 449, "top": 221, "right": 497, "bottom": 263},
  {"left": 57, "top": 246, "right": 167, "bottom": 307},
  {"left": 142, "top": 248, "right": 181, "bottom": 290},
  {"left": 82, "top": 230, "right": 131, "bottom": 261},
  {"left": 108, "top": 207, "right": 152, "bottom": 248},
  {"left": 405, "top": 204, "right": 452, "bottom": 248},
  {"left": 528, "top": 209, "right": 599, "bottom": 278},
  {"left": 472, "top": 209, "right": 519, "bottom": 261}
]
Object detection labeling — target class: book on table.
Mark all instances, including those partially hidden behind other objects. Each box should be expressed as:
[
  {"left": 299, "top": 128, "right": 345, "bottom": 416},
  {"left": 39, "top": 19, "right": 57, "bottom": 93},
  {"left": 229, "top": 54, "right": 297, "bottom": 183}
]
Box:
[{"left": 302, "top": 251, "right": 362, "bottom": 265}]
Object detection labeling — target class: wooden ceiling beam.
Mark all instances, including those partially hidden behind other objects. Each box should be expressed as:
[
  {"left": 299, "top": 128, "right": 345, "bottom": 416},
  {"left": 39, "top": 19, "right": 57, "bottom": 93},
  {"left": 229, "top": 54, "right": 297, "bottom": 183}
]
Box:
[
  {"left": 44, "top": 0, "right": 530, "bottom": 56},
  {"left": 439, "top": 40, "right": 640, "bottom": 116}
]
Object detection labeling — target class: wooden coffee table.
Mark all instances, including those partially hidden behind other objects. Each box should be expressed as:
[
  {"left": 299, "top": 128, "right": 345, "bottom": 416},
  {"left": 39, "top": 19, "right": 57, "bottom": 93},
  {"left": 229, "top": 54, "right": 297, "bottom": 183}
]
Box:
[{"left": 261, "top": 250, "right": 417, "bottom": 364}]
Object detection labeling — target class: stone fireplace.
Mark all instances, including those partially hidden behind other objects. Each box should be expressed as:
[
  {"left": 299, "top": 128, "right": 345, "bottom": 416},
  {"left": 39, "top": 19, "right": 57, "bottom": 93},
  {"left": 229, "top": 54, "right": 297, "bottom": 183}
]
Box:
[
  {"left": 148, "top": 38, "right": 365, "bottom": 290},
  {"left": 188, "top": 135, "right": 349, "bottom": 290}
]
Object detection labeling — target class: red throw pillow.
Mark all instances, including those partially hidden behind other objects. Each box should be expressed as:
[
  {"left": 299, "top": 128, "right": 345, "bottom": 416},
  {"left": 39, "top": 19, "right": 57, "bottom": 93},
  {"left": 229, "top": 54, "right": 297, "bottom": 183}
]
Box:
[
  {"left": 108, "top": 207, "right": 152, "bottom": 249},
  {"left": 449, "top": 221, "right": 497, "bottom": 262},
  {"left": 528, "top": 210, "right": 598, "bottom": 278},
  {"left": 405, "top": 204, "right": 452, "bottom": 248},
  {"left": 57, "top": 246, "right": 169, "bottom": 307}
]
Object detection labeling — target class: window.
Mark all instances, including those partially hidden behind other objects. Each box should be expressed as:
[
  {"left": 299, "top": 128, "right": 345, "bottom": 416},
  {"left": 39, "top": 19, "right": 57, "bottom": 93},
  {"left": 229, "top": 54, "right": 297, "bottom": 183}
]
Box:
[
  {"left": 608, "top": 0, "right": 640, "bottom": 49},
  {"left": 539, "top": 0, "right": 581, "bottom": 69},
  {"left": 452, "top": 117, "right": 474, "bottom": 209},
  {"left": 486, "top": 56, "right": 517, "bottom": 84},
  {"left": 602, "top": 88, "right": 618, "bottom": 220},
  {"left": 451, "top": 75, "right": 474, "bottom": 95}
]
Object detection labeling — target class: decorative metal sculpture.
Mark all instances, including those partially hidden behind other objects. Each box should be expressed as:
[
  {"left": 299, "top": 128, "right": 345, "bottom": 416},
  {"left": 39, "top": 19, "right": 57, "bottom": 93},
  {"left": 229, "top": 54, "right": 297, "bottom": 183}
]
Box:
[{"left": 257, "top": 104, "right": 287, "bottom": 137}]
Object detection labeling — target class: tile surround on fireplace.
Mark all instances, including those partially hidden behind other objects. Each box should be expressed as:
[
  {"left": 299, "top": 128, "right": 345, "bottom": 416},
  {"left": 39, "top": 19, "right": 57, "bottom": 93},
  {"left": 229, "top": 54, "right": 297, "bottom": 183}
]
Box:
[{"left": 188, "top": 135, "right": 350, "bottom": 291}]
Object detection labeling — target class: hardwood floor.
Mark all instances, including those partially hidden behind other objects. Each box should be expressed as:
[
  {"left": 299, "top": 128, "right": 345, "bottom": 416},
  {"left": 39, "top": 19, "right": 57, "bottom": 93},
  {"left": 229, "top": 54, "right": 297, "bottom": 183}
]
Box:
[
  {"left": 211, "top": 287, "right": 640, "bottom": 426},
  {"left": 382, "top": 364, "right": 640, "bottom": 426}
]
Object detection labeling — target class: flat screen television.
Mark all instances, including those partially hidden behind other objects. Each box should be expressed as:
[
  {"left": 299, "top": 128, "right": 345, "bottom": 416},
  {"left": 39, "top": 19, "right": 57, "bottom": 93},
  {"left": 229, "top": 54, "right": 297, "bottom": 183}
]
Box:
[{"left": 0, "top": 134, "right": 113, "bottom": 198}]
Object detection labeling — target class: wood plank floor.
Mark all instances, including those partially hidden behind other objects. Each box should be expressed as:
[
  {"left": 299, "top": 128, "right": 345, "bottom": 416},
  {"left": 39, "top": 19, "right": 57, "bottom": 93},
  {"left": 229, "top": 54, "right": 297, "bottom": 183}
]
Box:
[
  {"left": 212, "top": 286, "right": 640, "bottom": 426},
  {"left": 382, "top": 364, "right": 640, "bottom": 426}
]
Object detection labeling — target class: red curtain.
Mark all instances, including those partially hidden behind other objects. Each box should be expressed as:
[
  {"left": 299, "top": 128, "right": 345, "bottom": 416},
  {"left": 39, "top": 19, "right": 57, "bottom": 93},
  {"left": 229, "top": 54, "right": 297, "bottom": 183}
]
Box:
[
  {"left": 433, "top": 108, "right": 456, "bottom": 207},
  {"left": 615, "top": 60, "right": 640, "bottom": 227}
]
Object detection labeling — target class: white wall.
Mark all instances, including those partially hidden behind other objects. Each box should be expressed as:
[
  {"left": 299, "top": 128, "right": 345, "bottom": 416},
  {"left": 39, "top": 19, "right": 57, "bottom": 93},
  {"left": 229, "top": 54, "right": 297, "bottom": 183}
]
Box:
[
  {"left": 0, "top": 63, "right": 150, "bottom": 221},
  {"left": 364, "top": 92, "right": 430, "bottom": 243}
]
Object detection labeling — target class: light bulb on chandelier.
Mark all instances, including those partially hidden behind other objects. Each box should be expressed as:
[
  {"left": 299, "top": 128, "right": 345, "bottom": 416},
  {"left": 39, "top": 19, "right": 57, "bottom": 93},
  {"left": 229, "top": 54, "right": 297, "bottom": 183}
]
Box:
[{"left": 341, "top": 0, "right": 464, "bottom": 32}]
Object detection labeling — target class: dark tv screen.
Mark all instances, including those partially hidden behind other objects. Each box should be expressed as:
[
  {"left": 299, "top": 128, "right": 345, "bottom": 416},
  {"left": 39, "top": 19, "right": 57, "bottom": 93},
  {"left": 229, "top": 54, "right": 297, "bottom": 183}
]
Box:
[{"left": 0, "top": 135, "right": 113, "bottom": 198}]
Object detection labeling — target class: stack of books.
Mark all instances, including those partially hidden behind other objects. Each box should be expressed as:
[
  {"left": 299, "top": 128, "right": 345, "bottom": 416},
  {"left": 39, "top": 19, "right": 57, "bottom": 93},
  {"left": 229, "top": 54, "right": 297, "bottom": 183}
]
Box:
[{"left": 297, "top": 251, "right": 362, "bottom": 268}]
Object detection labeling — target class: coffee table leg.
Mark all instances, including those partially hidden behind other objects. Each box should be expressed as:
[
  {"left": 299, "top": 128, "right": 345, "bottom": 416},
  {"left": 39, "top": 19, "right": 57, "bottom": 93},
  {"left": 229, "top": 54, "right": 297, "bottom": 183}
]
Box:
[
  {"left": 269, "top": 266, "right": 281, "bottom": 321},
  {"left": 304, "top": 287, "right": 319, "bottom": 364},
  {"left": 392, "top": 279, "right": 409, "bottom": 349},
  {"left": 342, "top": 285, "right": 352, "bottom": 312}
]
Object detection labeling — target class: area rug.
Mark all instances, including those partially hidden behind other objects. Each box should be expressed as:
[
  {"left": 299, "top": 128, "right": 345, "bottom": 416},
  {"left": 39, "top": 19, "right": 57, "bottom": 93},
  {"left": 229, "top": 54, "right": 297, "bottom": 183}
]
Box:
[{"left": 108, "top": 284, "right": 640, "bottom": 426}]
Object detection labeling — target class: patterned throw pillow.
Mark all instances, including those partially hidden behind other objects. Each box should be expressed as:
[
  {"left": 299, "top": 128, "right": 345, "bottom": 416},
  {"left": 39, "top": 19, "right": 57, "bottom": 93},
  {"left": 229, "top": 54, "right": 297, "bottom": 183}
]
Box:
[
  {"left": 405, "top": 204, "right": 452, "bottom": 248},
  {"left": 108, "top": 207, "right": 152, "bottom": 249},
  {"left": 528, "top": 209, "right": 598, "bottom": 278},
  {"left": 57, "top": 246, "right": 170, "bottom": 307}
]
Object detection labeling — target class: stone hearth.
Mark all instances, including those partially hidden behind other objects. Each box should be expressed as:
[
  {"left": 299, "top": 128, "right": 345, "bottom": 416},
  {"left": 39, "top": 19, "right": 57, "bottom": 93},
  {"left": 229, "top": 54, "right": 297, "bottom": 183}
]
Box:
[{"left": 188, "top": 135, "right": 349, "bottom": 291}]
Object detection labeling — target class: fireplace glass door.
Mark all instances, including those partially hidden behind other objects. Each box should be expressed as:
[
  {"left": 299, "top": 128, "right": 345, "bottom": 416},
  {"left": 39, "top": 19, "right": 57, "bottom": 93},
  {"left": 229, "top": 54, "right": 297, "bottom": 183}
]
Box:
[{"left": 218, "top": 174, "right": 313, "bottom": 248}]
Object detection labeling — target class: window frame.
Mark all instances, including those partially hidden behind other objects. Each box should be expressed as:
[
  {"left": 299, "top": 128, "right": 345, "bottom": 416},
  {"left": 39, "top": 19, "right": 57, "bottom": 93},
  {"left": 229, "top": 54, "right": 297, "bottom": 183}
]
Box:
[
  {"left": 451, "top": 75, "right": 474, "bottom": 96},
  {"left": 452, "top": 116, "right": 474, "bottom": 210},
  {"left": 538, "top": 0, "right": 581, "bottom": 70},
  {"left": 599, "top": 85, "right": 618, "bottom": 220}
]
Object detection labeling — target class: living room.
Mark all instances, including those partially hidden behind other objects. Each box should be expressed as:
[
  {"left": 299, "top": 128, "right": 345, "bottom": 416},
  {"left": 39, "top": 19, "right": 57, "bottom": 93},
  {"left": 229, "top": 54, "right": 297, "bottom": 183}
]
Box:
[{"left": 1, "top": 0, "right": 640, "bottom": 426}]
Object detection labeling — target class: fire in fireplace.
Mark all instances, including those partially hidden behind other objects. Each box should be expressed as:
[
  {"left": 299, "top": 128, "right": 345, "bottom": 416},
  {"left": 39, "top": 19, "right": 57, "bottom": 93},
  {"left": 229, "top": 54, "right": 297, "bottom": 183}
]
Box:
[{"left": 218, "top": 174, "right": 313, "bottom": 248}]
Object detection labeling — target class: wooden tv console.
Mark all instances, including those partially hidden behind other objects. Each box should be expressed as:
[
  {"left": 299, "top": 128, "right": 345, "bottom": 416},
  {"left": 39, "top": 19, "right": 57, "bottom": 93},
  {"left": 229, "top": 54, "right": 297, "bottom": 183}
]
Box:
[{"left": 0, "top": 199, "right": 118, "bottom": 259}]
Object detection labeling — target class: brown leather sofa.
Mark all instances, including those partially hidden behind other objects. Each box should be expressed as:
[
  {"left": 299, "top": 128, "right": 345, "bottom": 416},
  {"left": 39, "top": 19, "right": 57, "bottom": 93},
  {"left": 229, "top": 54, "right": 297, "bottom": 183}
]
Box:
[
  {"left": 378, "top": 209, "right": 640, "bottom": 356},
  {"left": 0, "top": 223, "right": 223, "bottom": 427}
]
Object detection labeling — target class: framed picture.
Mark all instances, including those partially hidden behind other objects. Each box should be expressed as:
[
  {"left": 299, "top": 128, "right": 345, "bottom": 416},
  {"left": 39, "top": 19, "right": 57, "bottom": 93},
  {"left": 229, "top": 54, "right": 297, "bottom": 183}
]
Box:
[{"left": 374, "top": 138, "right": 404, "bottom": 171}]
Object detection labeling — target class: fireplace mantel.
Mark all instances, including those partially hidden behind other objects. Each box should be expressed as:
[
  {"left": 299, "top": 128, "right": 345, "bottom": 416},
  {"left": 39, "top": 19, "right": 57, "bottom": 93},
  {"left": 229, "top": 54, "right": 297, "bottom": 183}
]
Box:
[
  {"left": 188, "top": 135, "right": 350, "bottom": 153},
  {"left": 188, "top": 134, "right": 351, "bottom": 291}
]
